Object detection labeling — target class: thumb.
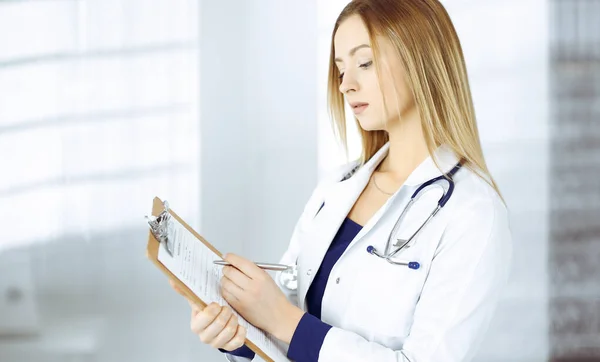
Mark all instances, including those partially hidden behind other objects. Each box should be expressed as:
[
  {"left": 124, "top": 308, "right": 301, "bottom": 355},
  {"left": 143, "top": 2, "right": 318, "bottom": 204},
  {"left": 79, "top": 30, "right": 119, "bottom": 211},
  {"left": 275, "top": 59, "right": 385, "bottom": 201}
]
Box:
[{"left": 169, "top": 279, "right": 185, "bottom": 295}]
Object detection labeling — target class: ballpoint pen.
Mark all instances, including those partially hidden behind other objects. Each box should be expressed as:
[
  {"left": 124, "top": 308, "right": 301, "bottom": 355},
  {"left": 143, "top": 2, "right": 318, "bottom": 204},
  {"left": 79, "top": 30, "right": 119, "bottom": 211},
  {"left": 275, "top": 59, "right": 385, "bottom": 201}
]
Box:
[{"left": 213, "top": 260, "right": 291, "bottom": 271}]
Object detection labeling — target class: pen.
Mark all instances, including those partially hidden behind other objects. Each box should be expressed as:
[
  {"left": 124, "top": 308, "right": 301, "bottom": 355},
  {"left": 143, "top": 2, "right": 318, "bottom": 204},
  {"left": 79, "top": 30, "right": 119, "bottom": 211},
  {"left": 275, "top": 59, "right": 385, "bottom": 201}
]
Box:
[{"left": 213, "top": 260, "right": 291, "bottom": 271}]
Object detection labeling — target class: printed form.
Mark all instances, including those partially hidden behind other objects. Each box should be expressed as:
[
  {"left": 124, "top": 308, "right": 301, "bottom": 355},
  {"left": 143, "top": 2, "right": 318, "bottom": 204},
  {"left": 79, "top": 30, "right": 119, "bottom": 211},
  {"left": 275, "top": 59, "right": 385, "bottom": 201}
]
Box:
[{"left": 157, "top": 216, "right": 290, "bottom": 362}]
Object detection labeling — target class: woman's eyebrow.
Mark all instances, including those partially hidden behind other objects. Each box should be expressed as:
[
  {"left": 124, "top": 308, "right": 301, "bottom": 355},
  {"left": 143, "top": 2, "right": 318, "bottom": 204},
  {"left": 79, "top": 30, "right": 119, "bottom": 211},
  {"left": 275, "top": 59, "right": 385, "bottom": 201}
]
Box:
[{"left": 334, "top": 44, "right": 371, "bottom": 63}]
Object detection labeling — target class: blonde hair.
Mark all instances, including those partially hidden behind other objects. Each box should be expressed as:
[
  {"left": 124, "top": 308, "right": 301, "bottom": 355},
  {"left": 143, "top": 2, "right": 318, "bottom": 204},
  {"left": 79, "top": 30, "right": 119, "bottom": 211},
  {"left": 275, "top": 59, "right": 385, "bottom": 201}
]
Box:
[{"left": 327, "top": 0, "right": 503, "bottom": 201}]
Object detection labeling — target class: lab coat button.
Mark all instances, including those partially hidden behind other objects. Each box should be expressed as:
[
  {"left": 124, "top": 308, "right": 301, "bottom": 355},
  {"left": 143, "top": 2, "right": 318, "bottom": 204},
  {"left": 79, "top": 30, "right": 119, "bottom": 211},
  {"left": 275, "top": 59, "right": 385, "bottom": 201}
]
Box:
[
  {"left": 307, "top": 269, "right": 312, "bottom": 276},
  {"left": 335, "top": 277, "right": 340, "bottom": 284}
]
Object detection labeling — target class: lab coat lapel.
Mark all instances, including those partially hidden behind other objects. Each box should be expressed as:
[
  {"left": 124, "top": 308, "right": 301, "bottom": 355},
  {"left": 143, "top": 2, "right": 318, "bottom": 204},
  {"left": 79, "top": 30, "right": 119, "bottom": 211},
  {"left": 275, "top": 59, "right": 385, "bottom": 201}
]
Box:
[
  {"left": 296, "top": 172, "right": 366, "bottom": 309},
  {"left": 297, "top": 144, "right": 390, "bottom": 309}
]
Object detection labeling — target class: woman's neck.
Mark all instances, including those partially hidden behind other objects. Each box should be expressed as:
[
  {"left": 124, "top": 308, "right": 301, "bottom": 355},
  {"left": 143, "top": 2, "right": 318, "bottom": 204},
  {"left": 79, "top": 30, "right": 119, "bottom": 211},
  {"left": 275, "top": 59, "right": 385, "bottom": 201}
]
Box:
[{"left": 378, "top": 111, "right": 430, "bottom": 182}]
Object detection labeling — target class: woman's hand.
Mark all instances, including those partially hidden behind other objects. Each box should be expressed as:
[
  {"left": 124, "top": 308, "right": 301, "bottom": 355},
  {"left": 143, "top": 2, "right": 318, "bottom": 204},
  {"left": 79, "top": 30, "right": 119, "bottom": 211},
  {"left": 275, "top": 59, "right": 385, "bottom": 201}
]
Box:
[
  {"left": 169, "top": 280, "right": 247, "bottom": 351},
  {"left": 219, "top": 253, "right": 305, "bottom": 343}
]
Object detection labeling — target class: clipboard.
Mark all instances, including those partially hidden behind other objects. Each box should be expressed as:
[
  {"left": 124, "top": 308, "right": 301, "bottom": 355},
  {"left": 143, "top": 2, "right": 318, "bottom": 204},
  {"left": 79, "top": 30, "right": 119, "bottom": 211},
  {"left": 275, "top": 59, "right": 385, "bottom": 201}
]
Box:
[{"left": 145, "top": 196, "right": 284, "bottom": 362}]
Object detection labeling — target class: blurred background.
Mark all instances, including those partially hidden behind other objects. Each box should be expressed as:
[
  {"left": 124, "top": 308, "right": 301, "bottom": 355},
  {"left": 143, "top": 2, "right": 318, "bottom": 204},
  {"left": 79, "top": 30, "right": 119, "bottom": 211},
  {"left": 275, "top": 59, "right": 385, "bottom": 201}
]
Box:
[{"left": 0, "top": 0, "right": 598, "bottom": 361}]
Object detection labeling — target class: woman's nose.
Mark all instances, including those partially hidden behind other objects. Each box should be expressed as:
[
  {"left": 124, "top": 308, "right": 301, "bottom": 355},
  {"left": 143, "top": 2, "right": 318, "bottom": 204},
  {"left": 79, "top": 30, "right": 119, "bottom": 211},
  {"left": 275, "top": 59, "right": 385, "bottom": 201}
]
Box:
[{"left": 339, "top": 71, "right": 358, "bottom": 94}]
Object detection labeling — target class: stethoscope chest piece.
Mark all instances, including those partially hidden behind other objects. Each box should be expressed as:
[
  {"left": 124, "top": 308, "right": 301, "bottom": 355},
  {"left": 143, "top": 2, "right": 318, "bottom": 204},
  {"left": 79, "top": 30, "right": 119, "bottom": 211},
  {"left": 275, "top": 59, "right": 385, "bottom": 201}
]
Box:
[{"left": 279, "top": 264, "right": 298, "bottom": 291}]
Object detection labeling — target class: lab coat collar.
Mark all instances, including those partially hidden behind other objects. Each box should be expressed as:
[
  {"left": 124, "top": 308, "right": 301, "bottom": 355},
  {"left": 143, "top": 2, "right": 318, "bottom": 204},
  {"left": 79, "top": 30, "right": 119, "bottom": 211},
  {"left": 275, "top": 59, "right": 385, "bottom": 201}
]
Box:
[
  {"left": 355, "top": 142, "right": 460, "bottom": 187},
  {"left": 403, "top": 143, "right": 461, "bottom": 186}
]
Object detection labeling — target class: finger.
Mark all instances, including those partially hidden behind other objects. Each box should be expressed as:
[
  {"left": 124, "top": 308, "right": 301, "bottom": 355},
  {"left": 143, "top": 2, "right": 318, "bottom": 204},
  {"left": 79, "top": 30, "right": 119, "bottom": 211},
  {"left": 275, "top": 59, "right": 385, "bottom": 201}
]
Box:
[
  {"left": 184, "top": 294, "right": 203, "bottom": 314},
  {"left": 222, "top": 266, "right": 251, "bottom": 291},
  {"left": 209, "top": 309, "right": 239, "bottom": 349},
  {"left": 187, "top": 296, "right": 204, "bottom": 308},
  {"left": 221, "top": 325, "right": 247, "bottom": 352},
  {"left": 171, "top": 280, "right": 200, "bottom": 309},
  {"left": 223, "top": 253, "right": 263, "bottom": 280},
  {"left": 221, "top": 286, "right": 241, "bottom": 309},
  {"left": 198, "top": 306, "right": 233, "bottom": 344},
  {"left": 190, "top": 302, "right": 221, "bottom": 335},
  {"left": 189, "top": 300, "right": 203, "bottom": 316},
  {"left": 169, "top": 279, "right": 184, "bottom": 295},
  {"left": 221, "top": 275, "right": 245, "bottom": 299},
  {"left": 171, "top": 280, "right": 196, "bottom": 305}
]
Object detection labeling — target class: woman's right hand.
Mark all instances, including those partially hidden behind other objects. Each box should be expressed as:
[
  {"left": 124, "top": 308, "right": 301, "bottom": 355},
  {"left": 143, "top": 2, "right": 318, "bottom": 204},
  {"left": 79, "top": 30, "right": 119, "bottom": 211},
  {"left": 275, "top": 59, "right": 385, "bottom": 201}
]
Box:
[{"left": 169, "top": 279, "right": 247, "bottom": 351}]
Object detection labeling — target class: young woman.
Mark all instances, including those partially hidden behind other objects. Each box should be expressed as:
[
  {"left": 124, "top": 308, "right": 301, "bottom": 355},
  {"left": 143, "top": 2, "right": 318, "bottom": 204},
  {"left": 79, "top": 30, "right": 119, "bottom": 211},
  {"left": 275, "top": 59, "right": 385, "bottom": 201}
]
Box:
[{"left": 173, "top": 0, "right": 512, "bottom": 361}]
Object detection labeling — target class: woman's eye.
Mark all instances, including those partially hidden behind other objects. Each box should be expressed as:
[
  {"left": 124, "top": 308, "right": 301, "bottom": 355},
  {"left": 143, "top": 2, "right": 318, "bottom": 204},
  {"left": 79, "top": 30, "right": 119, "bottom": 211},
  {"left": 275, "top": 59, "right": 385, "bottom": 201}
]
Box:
[{"left": 337, "top": 61, "right": 371, "bottom": 82}]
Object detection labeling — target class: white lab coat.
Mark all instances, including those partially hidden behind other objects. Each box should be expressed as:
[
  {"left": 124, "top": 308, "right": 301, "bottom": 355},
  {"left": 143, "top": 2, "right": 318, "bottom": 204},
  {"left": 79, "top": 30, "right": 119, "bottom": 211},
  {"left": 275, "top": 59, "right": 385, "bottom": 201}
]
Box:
[{"left": 227, "top": 142, "right": 512, "bottom": 362}]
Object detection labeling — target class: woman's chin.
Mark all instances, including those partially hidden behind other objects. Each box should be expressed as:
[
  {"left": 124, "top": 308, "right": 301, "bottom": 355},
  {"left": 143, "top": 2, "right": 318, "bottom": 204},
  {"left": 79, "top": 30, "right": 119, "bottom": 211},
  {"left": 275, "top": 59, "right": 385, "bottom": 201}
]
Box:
[{"left": 357, "top": 118, "right": 385, "bottom": 132}]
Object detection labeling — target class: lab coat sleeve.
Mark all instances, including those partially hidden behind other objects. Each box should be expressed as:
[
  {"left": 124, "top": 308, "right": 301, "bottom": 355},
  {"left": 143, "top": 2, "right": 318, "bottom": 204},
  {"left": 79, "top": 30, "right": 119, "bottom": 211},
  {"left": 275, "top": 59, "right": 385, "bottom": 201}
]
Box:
[{"left": 317, "top": 196, "right": 513, "bottom": 362}]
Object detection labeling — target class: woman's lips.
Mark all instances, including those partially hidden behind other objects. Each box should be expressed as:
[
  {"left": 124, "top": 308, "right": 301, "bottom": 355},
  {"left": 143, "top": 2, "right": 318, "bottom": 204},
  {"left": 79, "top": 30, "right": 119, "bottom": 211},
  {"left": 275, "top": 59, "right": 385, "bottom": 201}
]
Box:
[{"left": 352, "top": 103, "right": 369, "bottom": 115}]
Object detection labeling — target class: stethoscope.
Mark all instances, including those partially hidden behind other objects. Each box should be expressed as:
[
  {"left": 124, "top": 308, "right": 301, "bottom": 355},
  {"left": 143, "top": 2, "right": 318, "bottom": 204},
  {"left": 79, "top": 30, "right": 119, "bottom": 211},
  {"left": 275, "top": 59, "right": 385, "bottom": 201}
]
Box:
[
  {"left": 278, "top": 162, "right": 462, "bottom": 290},
  {"left": 366, "top": 162, "right": 462, "bottom": 269}
]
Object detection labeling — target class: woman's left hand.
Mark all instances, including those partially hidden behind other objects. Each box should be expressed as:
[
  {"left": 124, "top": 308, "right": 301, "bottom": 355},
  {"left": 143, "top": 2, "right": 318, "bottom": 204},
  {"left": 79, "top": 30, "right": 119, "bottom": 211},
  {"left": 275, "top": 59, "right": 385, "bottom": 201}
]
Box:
[{"left": 219, "top": 253, "right": 304, "bottom": 342}]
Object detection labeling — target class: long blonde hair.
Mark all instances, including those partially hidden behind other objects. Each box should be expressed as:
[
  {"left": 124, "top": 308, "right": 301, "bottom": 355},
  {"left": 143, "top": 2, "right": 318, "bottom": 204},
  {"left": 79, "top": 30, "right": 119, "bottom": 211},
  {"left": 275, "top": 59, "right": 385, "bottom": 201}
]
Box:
[{"left": 327, "top": 0, "right": 503, "bottom": 200}]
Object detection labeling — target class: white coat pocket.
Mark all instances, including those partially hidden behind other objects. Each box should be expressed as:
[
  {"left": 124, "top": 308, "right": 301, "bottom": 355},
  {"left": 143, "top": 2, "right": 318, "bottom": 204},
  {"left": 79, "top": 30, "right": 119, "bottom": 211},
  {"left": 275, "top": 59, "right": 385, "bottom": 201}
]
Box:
[{"left": 343, "top": 250, "right": 426, "bottom": 341}]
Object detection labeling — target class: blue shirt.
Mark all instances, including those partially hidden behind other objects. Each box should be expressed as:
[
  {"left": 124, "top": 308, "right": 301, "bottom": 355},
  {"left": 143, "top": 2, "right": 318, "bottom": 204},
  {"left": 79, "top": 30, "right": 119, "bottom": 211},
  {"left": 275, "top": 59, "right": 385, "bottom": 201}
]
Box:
[{"left": 223, "top": 216, "right": 363, "bottom": 361}]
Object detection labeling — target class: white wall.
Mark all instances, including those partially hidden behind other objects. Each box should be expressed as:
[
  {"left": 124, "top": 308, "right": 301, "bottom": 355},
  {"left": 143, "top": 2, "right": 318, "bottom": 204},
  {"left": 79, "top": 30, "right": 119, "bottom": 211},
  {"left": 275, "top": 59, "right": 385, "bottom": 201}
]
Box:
[{"left": 199, "top": 1, "right": 319, "bottom": 264}]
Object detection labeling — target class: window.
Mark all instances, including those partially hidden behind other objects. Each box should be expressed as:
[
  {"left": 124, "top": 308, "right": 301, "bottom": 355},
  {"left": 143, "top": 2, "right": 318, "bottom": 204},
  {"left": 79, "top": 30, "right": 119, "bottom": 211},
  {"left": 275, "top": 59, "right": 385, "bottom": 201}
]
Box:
[{"left": 0, "top": 0, "right": 201, "bottom": 250}]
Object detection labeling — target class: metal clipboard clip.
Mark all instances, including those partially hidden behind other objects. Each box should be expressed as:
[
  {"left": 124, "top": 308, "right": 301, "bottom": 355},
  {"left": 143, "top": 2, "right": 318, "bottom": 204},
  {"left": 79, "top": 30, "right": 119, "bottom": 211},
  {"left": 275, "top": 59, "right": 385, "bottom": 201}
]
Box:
[{"left": 145, "top": 200, "right": 174, "bottom": 257}]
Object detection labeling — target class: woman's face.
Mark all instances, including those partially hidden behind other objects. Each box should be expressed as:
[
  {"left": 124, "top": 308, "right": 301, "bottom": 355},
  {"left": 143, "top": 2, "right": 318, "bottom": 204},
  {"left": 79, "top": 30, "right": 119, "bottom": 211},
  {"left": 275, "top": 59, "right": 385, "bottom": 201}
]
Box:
[{"left": 334, "top": 15, "right": 415, "bottom": 131}]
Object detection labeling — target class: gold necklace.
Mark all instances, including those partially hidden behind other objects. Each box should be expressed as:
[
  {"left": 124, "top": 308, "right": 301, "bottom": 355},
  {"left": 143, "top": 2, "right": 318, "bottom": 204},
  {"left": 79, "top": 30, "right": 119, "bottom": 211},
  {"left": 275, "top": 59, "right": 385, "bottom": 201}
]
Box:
[{"left": 372, "top": 172, "right": 395, "bottom": 196}]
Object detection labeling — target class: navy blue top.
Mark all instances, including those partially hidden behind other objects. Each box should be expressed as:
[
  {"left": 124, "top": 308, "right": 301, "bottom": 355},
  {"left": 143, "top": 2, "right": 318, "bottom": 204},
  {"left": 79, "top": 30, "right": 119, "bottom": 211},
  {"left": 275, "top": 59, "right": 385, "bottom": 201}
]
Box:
[
  {"left": 304, "top": 217, "right": 362, "bottom": 319},
  {"left": 223, "top": 217, "right": 363, "bottom": 361}
]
